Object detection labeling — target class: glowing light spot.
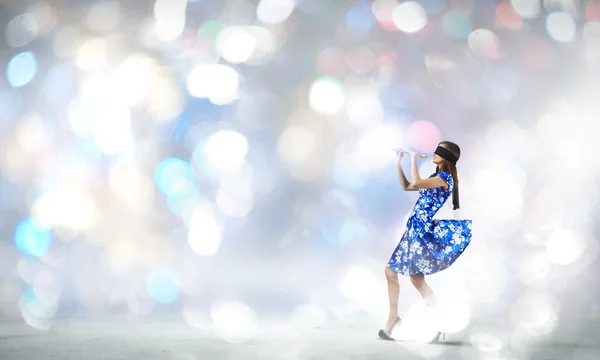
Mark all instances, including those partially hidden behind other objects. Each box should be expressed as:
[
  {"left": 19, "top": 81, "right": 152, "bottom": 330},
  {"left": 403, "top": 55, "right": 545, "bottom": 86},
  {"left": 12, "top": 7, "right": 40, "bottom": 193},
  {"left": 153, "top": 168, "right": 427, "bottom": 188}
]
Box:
[
  {"left": 442, "top": 9, "right": 472, "bottom": 39},
  {"left": 419, "top": 0, "right": 446, "bottom": 14},
  {"left": 153, "top": 0, "right": 187, "bottom": 42},
  {"left": 14, "top": 112, "right": 51, "bottom": 150},
  {"left": 188, "top": 206, "right": 222, "bottom": 256},
  {"left": 199, "top": 19, "right": 224, "bottom": 38},
  {"left": 345, "top": 88, "right": 384, "bottom": 127},
  {"left": 6, "top": 52, "right": 38, "bottom": 87},
  {"left": 496, "top": 2, "right": 523, "bottom": 29},
  {"left": 546, "top": 11, "right": 576, "bottom": 43},
  {"left": 66, "top": 97, "right": 94, "bottom": 138},
  {"left": 468, "top": 29, "right": 501, "bottom": 59},
  {"left": 154, "top": 158, "right": 196, "bottom": 196},
  {"left": 545, "top": 228, "right": 585, "bottom": 265},
  {"left": 309, "top": 77, "right": 345, "bottom": 115},
  {"left": 211, "top": 301, "right": 258, "bottom": 343},
  {"left": 111, "top": 54, "right": 155, "bottom": 106},
  {"left": 5, "top": 14, "right": 37, "bottom": 47},
  {"left": 256, "top": 0, "right": 294, "bottom": 25},
  {"left": 31, "top": 188, "right": 97, "bottom": 232},
  {"left": 53, "top": 26, "right": 80, "bottom": 59},
  {"left": 407, "top": 120, "right": 442, "bottom": 152},
  {"left": 216, "top": 27, "right": 256, "bottom": 64},
  {"left": 27, "top": 2, "right": 57, "bottom": 36},
  {"left": 85, "top": 0, "right": 122, "bottom": 33},
  {"left": 338, "top": 266, "right": 381, "bottom": 313},
  {"left": 14, "top": 218, "right": 53, "bottom": 257},
  {"left": 76, "top": 38, "right": 108, "bottom": 71},
  {"left": 392, "top": 1, "right": 427, "bottom": 33},
  {"left": 216, "top": 183, "right": 254, "bottom": 217},
  {"left": 371, "top": 0, "right": 399, "bottom": 31},
  {"left": 205, "top": 130, "right": 249, "bottom": 170},
  {"left": 19, "top": 287, "right": 57, "bottom": 330},
  {"left": 91, "top": 102, "right": 133, "bottom": 155},
  {"left": 186, "top": 64, "right": 239, "bottom": 105},
  {"left": 511, "top": 0, "right": 541, "bottom": 19},
  {"left": 277, "top": 126, "right": 316, "bottom": 164},
  {"left": 146, "top": 268, "right": 179, "bottom": 304},
  {"left": 332, "top": 156, "right": 368, "bottom": 191},
  {"left": 510, "top": 292, "right": 557, "bottom": 335},
  {"left": 338, "top": 221, "right": 369, "bottom": 243},
  {"left": 345, "top": 1, "right": 375, "bottom": 32}
]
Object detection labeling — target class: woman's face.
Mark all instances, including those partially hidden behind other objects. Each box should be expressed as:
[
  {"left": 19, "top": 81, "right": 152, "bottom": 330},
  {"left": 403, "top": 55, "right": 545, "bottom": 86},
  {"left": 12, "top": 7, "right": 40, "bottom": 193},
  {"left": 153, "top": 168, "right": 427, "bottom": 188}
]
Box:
[{"left": 432, "top": 143, "right": 448, "bottom": 165}]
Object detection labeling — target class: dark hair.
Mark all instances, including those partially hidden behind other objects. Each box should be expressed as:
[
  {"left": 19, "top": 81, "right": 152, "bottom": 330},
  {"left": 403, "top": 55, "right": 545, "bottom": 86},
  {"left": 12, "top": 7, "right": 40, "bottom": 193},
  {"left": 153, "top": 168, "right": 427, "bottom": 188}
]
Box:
[{"left": 430, "top": 141, "right": 461, "bottom": 210}]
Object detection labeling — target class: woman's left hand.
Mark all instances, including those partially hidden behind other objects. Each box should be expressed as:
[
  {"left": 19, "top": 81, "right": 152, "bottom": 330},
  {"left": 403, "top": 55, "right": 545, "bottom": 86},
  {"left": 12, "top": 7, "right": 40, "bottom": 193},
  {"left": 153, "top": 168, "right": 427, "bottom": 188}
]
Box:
[{"left": 409, "top": 151, "right": 428, "bottom": 160}]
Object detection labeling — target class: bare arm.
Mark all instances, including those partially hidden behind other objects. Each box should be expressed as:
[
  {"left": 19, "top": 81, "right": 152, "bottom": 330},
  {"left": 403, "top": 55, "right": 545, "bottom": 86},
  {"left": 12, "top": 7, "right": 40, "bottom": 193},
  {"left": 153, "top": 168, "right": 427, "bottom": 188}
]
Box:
[
  {"left": 410, "top": 155, "right": 421, "bottom": 184},
  {"left": 397, "top": 163, "right": 412, "bottom": 190},
  {"left": 395, "top": 151, "right": 418, "bottom": 191},
  {"left": 407, "top": 176, "right": 448, "bottom": 190},
  {"left": 406, "top": 153, "right": 448, "bottom": 190}
]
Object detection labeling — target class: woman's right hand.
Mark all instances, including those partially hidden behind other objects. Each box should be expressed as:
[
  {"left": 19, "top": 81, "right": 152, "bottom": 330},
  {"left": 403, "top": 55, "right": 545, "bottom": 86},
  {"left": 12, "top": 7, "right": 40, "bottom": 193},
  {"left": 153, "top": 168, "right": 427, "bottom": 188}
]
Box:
[{"left": 395, "top": 149, "right": 405, "bottom": 165}]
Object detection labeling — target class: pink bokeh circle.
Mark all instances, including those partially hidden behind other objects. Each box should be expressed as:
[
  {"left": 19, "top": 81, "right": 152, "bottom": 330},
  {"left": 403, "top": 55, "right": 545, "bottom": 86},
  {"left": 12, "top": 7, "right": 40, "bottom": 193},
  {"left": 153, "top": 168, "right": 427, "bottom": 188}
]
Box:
[{"left": 407, "top": 120, "right": 442, "bottom": 152}]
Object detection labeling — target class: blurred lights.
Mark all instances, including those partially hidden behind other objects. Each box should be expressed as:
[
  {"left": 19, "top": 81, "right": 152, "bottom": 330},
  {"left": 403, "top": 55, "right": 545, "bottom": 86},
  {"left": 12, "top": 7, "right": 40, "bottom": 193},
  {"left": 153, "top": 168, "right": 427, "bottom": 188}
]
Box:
[
  {"left": 205, "top": 130, "right": 249, "bottom": 170},
  {"left": 6, "top": 52, "right": 38, "bottom": 87},
  {"left": 545, "top": 228, "right": 586, "bottom": 265},
  {"left": 277, "top": 125, "right": 316, "bottom": 164},
  {"left": 14, "top": 218, "right": 53, "bottom": 257},
  {"left": 497, "top": 2, "right": 524, "bottom": 29},
  {"left": 85, "top": 0, "right": 122, "bottom": 33},
  {"left": 92, "top": 101, "right": 133, "bottom": 155},
  {"left": 188, "top": 206, "right": 222, "bottom": 256},
  {"left": 146, "top": 268, "right": 180, "bottom": 304},
  {"left": 31, "top": 187, "right": 97, "bottom": 232},
  {"left": 392, "top": 1, "right": 427, "bottom": 33},
  {"left": 187, "top": 64, "right": 240, "bottom": 105},
  {"left": 510, "top": 292, "right": 557, "bottom": 336},
  {"left": 154, "top": 158, "right": 196, "bottom": 196},
  {"left": 442, "top": 9, "right": 472, "bottom": 39},
  {"left": 256, "top": 0, "right": 295, "bottom": 25},
  {"left": 419, "top": 0, "right": 446, "bottom": 15},
  {"left": 5, "top": 15, "right": 37, "bottom": 48},
  {"left": 216, "top": 27, "right": 256, "bottom": 64},
  {"left": 153, "top": 0, "right": 187, "bottom": 42},
  {"left": 407, "top": 120, "right": 442, "bottom": 153},
  {"left": 216, "top": 182, "right": 255, "bottom": 217},
  {"left": 546, "top": 11, "right": 576, "bottom": 43},
  {"left": 75, "top": 38, "right": 108, "bottom": 71},
  {"left": 511, "top": 0, "right": 542, "bottom": 19},
  {"left": 309, "top": 77, "right": 345, "bottom": 115},
  {"left": 345, "top": 1, "right": 375, "bottom": 32},
  {"left": 468, "top": 29, "right": 501, "bottom": 59},
  {"left": 211, "top": 301, "right": 259, "bottom": 343}
]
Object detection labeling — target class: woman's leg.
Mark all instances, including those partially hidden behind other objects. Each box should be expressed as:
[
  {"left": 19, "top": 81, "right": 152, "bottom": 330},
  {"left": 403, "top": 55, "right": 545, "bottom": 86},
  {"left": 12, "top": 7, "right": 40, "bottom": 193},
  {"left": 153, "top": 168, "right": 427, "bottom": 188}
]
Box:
[
  {"left": 409, "top": 274, "right": 437, "bottom": 307},
  {"left": 384, "top": 266, "right": 400, "bottom": 330}
]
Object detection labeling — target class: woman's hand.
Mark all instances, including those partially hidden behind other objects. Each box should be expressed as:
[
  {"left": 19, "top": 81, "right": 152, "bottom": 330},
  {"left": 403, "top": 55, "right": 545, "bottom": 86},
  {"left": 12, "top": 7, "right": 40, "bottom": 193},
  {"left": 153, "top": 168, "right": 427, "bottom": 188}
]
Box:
[
  {"left": 409, "top": 151, "right": 427, "bottom": 160},
  {"left": 395, "top": 149, "right": 405, "bottom": 166}
]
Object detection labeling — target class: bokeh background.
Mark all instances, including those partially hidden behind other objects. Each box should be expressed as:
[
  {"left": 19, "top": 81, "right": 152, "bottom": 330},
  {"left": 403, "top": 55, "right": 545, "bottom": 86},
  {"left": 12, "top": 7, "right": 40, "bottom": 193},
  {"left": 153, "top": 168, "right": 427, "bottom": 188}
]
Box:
[{"left": 0, "top": 0, "right": 600, "bottom": 349}]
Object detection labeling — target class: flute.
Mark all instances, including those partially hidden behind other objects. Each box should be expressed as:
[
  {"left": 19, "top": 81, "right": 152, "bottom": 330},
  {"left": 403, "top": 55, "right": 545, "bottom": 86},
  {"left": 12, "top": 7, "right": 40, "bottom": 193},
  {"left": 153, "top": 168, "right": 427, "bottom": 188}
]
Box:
[{"left": 390, "top": 148, "right": 427, "bottom": 158}]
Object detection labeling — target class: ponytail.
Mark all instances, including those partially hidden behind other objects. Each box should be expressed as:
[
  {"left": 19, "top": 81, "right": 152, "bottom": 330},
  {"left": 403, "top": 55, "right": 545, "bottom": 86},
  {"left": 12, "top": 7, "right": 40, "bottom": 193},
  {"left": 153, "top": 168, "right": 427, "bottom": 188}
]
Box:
[{"left": 449, "top": 164, "right": 460, "bottom": 210}]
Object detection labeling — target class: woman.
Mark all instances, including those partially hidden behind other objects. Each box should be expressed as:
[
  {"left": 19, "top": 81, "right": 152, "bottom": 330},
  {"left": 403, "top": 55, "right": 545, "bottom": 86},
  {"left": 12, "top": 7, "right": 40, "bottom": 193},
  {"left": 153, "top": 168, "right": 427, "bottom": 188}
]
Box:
[{"left": 379, "top": 141, "right": 472, "bottom": 343}]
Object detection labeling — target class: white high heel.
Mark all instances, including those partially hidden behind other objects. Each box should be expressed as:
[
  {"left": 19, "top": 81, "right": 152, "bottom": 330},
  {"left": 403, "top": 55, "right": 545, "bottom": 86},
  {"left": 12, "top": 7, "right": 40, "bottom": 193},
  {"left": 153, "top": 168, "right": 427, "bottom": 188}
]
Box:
[{"left": 428, "top": 331, "right": 445, "bottom": 344}]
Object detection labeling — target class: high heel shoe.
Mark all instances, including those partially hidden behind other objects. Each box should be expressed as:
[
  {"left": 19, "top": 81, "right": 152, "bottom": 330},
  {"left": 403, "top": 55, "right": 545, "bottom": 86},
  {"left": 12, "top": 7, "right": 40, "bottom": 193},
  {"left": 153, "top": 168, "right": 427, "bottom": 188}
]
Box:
[
  {"left": 378, "top": 317, "right": 401, "bottom": 340},
  {"left": 428, "top": 331, "right": 445, "bottom": 344}
]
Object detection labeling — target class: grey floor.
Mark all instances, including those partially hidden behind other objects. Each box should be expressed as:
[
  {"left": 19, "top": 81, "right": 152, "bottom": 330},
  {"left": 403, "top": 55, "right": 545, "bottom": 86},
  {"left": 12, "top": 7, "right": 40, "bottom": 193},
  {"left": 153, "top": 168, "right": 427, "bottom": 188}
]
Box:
[{"left": 1, "top": 317, "right": 599, "bottom": 360}]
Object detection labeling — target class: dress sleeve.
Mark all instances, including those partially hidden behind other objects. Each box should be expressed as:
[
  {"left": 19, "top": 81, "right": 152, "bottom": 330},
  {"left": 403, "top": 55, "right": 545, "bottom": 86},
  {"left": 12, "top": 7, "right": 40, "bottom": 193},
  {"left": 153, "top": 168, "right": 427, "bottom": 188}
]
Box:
[{"left": 438, "top": 171, "right": 452, "bottom": 188}]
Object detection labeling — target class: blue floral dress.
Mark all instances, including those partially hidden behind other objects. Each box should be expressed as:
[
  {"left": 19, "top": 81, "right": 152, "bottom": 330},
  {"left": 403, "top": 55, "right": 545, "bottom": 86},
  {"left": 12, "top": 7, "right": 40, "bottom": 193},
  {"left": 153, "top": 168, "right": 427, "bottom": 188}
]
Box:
[{"left": 387, "top": 171, "right": 472, "bottom": 276}]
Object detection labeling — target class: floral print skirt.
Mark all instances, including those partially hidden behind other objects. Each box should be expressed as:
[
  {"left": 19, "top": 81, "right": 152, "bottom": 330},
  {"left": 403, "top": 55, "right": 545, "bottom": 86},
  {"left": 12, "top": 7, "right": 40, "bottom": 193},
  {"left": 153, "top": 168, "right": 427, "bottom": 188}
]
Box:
[{"left": 387, "top": 218, "right": 472, "bottom": 276}]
